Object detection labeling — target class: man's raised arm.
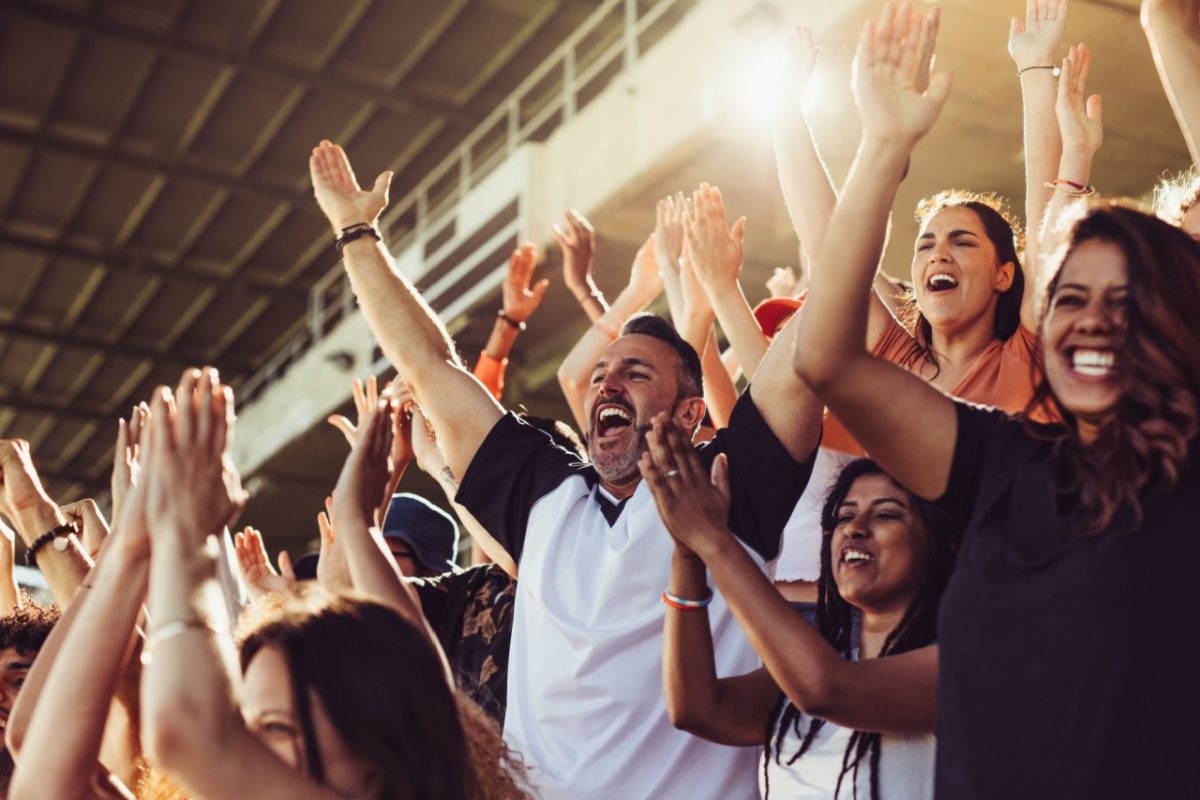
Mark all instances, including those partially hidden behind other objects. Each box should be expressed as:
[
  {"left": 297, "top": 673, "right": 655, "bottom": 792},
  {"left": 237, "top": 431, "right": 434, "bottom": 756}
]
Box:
[{"left": 309, "top": 140, "right": 502, "bottom": 479}]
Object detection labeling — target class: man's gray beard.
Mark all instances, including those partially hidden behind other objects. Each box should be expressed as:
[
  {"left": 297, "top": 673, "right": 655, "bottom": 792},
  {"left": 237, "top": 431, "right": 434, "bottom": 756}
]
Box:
[{"left": 588, "top": 422, "right": 651, "bottom": 484}]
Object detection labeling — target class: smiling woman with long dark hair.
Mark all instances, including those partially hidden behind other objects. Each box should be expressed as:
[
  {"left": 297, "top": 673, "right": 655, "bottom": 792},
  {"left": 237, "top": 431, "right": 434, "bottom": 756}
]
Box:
[
  {"left": 649, "top": 452, "right": 957, "bottom": 800},
  {"left": 791, "top": 3, "right": 1200, "bottom": 795}
]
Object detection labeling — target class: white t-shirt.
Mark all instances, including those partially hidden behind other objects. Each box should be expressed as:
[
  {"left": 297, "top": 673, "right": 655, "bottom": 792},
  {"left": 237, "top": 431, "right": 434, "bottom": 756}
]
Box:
[
  {"left": 774, "top": 447, "right": 858, "bottom": 582},
  {"left": 457, "top": 395, "right": 814, "bottom": 799},
  {"left": 760, "top": 701, "right": 935, "bottom": 799}
]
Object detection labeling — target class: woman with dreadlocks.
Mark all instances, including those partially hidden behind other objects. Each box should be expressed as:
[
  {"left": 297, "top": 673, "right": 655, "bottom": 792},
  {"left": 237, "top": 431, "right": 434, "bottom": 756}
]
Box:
[
  {"left": 642, "top": 418, "right": 954, "bottom": 798},
  {"left": 793, "top": 2, "right": 1200, "bottom": 796}
]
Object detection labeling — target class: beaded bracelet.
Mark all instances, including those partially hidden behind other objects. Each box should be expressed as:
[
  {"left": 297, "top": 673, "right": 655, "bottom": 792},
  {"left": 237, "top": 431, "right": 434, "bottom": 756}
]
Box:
[
  {"left": 497, "top": 310, "right": 527, "bottom": 331},
  {"left": 334, "top": 222, "right": 381, "bottom": 253},
  {"left": 661, "top": 588, "right": 714, "bottom": 611},
  {"left": 25, "top": 523, "right": 77, "bottom": 568}
]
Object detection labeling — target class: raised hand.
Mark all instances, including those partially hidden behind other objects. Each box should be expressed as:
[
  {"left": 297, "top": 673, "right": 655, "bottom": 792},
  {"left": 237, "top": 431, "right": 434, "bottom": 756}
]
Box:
[
  {"left": 331, "top": 397, "right": 396, "bottom": 535},
  {"left": 683, "top": 184, "right": 746, "bottom": 291},
  {"left": 0, "top": 439, "right": 62, "bottom": 546},
  {"left": 679, "top": 238, "right": 713, "bottom": 326},
  {"left": 1009, "top": 0, "right": 1069, "bottom": 71},
  {"left": 777, "top": 25, "right": 821, "bottom": 116},
  {"left": 628, "top": 233, "right": 665, "bottom": 302},
  {"left": 234, "top": 526, "right": 296, "bottom": 603},
  {"left": 654, "top": 192, "right": 687, "bottom": 272},
  {"left": 141, "top": 368, "right": 247, "bottom": 545},
  {"left": 327, "top": 375, "right": 379, "bottom": 447},
  {"left": 309, "top": 139, "right": 393, "bottom": 234},
  {"left": 853, "top": 2, "right": 953, "bottom": 147},
  {"left": 554, "top": 210, "right": 597, "bottom": 299},
  {"left": 59, "top": 499, "right": 109, "bottom": 561},
  {"left": 314, "top": 496, "right": 348, "bottom": 592},
  {"left": 1056, "top": 43, "right": 1103, "bottom": 155},
  {"left": 766, "top": 266, "right": 799, "bottom": 299},
  {"left": 638, "top": 414, "right": 732, "bottom": 556},
  {"left": 111, "top": 403, "right": 147, "bottom": 525},
  {"left": 503, "top": 243, "right": 550, "bottom": 323}
]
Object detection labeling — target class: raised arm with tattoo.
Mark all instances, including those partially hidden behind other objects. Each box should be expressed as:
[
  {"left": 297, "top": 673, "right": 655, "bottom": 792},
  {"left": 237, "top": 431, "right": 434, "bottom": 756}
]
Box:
[
  {"left": 310, "top": 141, "right": 502, "bottom": 486},
  {"left": 1009, "top": 0, "right": 1070, "bottom": 326}
]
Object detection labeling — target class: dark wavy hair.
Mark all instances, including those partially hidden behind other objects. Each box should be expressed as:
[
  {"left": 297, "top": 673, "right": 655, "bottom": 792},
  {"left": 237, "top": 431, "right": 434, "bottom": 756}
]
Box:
[
  {"left": 1025, "top": 202, "right": 1200, "bottom": 537},
  {"left": 761, "top": 460, "right": 958, "bottom": 800},
  {"left": 0, "top": 600, "right": 58, "bottom": 656},
  {"left": 240, "top": 592, "right": 530, "bottom": 800},
  {"left": 904, "top": 191, "right": 1025, "bottom": 362}
]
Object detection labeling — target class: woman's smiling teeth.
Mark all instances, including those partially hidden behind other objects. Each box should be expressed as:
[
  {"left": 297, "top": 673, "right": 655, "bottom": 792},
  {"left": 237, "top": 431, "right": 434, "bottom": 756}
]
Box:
[
  {"left": 1069, "top": 348, "right": 1116, "bottom": 377},
  {"left": 841, "top": 546, "right": 874, "bottom": 565},
  {"left": 927, "top": 272, "right": 958, "bottom": 292}
]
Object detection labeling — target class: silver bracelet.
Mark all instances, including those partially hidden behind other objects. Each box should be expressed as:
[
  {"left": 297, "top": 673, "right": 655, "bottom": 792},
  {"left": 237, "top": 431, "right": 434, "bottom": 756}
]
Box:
[{"left": 140, "top": 619, "right": 216, "bottom": 665}]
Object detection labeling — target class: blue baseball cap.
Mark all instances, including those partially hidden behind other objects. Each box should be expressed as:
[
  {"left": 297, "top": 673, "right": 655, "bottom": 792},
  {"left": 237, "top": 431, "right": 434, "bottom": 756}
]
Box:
[{"left": 382, "top": 493, "right": 460, "bottom": 574}]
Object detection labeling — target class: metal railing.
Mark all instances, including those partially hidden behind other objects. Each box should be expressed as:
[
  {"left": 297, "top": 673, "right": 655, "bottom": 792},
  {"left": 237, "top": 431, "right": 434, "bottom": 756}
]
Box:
[{"left": 238, "top": 0, "right": 694, "bottom": 405}]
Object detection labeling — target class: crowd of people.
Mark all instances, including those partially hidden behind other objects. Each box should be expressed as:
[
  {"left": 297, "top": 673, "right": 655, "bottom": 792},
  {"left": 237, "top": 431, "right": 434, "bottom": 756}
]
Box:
[{"left": 0, "top": 0, "right": 1199, "bottom": 797}]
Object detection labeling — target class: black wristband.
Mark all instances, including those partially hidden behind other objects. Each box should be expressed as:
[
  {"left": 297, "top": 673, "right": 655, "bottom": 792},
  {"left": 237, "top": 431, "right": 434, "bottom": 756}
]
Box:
[
  {"left": 334, "top": 223, "right": 381, "bottom": 253},
  {"left": 25, "top": 523, "right": 77, "bottom": 568},
  {"left": 497, "top": 310, "right": 527, "bottom": 332}
]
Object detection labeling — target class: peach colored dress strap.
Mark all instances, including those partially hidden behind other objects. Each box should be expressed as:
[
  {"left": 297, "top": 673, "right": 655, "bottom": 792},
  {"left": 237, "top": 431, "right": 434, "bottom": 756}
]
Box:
[{"left": 823, "top": 317, "right": 1052, "bottom": 456}]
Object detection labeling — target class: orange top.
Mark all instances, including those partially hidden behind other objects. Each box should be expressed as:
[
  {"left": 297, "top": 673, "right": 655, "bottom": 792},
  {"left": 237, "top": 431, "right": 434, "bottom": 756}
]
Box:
[
  {"left": 820, "top": 317, "right": 1051, "bottom": 457},
  {"left": 472, "top": 352, "right": 506, "bottom": 401}
]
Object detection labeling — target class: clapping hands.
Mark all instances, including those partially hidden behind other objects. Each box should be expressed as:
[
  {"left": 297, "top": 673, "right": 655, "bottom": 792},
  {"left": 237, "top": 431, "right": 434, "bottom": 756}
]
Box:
[
  {"left": 141, "top": 368, "right": 247, "bottom": 547},
  {"left": 638, "top": 414, "right": 732, "bottom": 558}
]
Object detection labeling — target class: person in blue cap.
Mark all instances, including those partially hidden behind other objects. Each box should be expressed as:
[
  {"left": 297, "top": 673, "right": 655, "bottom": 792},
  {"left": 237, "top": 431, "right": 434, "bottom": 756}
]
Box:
[{"left": 381, "top": 493, "right": 460, "bottom": 578}]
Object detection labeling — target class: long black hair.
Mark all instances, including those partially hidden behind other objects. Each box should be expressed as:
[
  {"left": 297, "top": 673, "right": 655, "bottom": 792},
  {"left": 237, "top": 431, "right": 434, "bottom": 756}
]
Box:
[{"left": 761, "top": 460, "right": 958, "bottom": 799}]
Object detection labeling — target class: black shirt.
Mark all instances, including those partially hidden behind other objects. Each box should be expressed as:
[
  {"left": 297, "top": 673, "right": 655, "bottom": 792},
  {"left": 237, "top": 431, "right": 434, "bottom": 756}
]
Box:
[
  {"left": 411, "top": 564, "right": 515, "bottom": 724},
  {"left": 935, "top": 401, "right": 1200, "bottom": 798}
]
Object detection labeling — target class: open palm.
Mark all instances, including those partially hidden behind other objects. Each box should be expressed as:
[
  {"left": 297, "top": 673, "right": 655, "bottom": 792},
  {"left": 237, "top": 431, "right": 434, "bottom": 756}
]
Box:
[
  {"left": 310, "top": 139, "right": 392, "bottom": 233},
  {"left": 853, "top": 5, "right": 952, "bottom": 146}
]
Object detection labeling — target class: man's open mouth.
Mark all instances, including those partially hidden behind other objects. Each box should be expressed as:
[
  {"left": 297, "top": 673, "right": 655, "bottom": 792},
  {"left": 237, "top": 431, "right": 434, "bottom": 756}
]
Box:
[{"left": 594, "top": 403, "right": 634, "bottom": 438}]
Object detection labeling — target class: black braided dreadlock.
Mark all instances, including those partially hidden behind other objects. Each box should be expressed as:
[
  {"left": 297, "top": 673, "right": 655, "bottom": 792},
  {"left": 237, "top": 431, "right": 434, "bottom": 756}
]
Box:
[{"left": 760, "top": 459, "right": 958, "bottom": 800}]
